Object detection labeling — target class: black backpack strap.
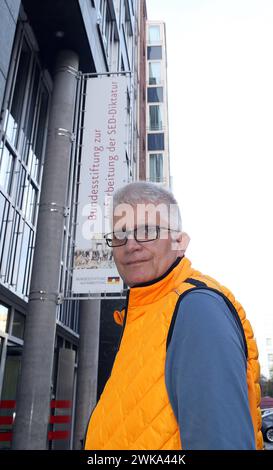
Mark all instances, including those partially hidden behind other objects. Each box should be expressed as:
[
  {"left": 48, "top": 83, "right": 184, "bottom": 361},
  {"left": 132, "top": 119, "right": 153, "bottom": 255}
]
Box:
[
  {"left": 166, "top": 278, "right": 248, "bottom": 360},
  {"left": 182, "top": 278, "right": 208, "bottom": 288}
]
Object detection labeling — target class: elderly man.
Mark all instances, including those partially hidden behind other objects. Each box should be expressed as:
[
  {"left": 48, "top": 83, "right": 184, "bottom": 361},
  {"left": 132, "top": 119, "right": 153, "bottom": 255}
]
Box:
[{"left": 85, "top": 182, "right": 263, "bottom": 450}]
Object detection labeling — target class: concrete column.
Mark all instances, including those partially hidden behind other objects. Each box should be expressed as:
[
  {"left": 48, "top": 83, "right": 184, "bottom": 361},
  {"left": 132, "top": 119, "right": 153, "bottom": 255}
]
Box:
[
  {"left": 12, "top": 50, "right": 79, "bottom": 450},
  {"left": 73, "top": 299, "right": 101, "bottom": 450}
]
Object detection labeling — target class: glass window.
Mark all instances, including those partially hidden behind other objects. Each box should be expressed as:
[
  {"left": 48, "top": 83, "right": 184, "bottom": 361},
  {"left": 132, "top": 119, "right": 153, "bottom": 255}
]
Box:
[
  {"left": 8, "top": 212, "right": 22, "bottom": 287},
  {"left": 21, "top": 178, "right": 30, "bottom": 219},
  {"left": 0, "top": 303, "right": 9, "bottom": 333},
  {"left": 149, "top": 105, "right": 163, "bottom": 131},
  {"left": 149, "top": 62, "right": 161, "bottom": 85},
  {"left": 99, "top": 0, "right": 113, "bottom": 57},
  {"left": 124, "top": 0, "right": 133, "bottom": 37},
  {"left": 148, "top": 25, "right": 161, "bottom": 43},
  {"left": 148, "top": 133, "right": 165, "bottom": 151},
  {"left": 0, "top": 26, "right": 50, "bottom": 298},
  {"left": 0, "top": 146, "right": 14, "bottom": 195},
  {"left": 34, "top": 88, "right": 49, "bottom": 180},
  {"left": 6, "top": 39, "right": 32, "bottom": 148},
  {"left": 9, "top": 158, "right": 20, "bottom": 202},
  {"left": 16, "top": 166, "right": 27, "bottom": 211},
  {"left": 16, "top": 224, "right": 30, "bottom": 294},
  {"left": 23, "top": 82, "right": 49, "bottom": 185},
  {"left": 0, "top": 204, "right": 13, "bottom": 280},
  {"left": 149, "top": 154, "right": 163, "bottom": 183},
  {"left": 0, "top": 193, "right": 8, "bottom": 259},
  {"left": 0, "top": 201, "right": 10, "bottom": 281},
  {"left": 22, "top": 64, "right": 40, "bottom": 163},
  {"left": 11, "top": 311, "right": 25, "bottom": 339},
  {"left": 147, "top": 46, "right": 162, "bottom": 60},
  {"left": 25, "top": 182, "right": 37, "bottom": 225},
  {"left": 23, "top": 228, "right": 34, "bottom": 296},
  {"left": 148, "top": 87, "right": 163, "bottom": 103},
  {"left": 11, "top": 216, "right": 24, "bottom": 289},
  {"left": 105, "top": 4, "right": 112, "bottom": 53}
]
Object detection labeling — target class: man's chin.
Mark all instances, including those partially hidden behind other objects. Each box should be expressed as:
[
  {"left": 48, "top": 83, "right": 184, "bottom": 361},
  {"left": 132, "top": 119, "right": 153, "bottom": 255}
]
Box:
[{"left": 125, "top": 272, "right": 154, "bottom": 287}]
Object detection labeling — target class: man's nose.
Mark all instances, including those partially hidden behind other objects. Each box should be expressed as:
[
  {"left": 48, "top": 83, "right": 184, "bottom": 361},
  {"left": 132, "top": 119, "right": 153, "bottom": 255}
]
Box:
[{"left": 124, "top": 237, "right": 142, "bottom": 252}]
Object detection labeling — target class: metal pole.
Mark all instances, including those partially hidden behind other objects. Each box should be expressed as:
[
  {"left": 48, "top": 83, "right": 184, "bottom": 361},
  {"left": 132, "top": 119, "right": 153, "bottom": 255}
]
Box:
[
  {"left": 82, "top": 70, "right": 132, "bottom": 77},
  {"left": 12, "top": 50, "right": 79, "bottom": 450},
  {"left": 63, "top": 293, "right": 127, "bottom": 301}
]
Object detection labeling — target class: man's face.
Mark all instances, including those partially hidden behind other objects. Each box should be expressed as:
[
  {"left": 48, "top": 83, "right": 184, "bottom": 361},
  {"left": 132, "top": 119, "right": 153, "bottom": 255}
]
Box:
[{"left": 112, "top": 204, "right": 189, "bottom": 287}]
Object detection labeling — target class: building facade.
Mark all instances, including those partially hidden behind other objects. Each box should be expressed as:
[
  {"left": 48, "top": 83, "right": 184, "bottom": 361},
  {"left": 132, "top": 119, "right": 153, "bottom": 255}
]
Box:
[
  {"left": 264, "top": 318, "right": 273, "bottom": 380},
  {"left": 0, "top": 0, "right": 146, "bottom": 450},
  {"left": 137, "top": 0, "right": 147, "bottom": 180},
  {"left": 266, "top": 338, "right": 273, "bottom": 380},
  {"left": 146, "top": 21, "right": 170, "bottom": 187}
]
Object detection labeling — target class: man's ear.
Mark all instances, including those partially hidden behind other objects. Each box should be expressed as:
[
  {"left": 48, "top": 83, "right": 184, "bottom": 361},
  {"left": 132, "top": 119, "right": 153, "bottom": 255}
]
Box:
[
  {"left": 180, "top": 232, "right": 190, "bottom": 252},
  {"left": 172, "top": 231, "right": 190, "bottom": 254}
]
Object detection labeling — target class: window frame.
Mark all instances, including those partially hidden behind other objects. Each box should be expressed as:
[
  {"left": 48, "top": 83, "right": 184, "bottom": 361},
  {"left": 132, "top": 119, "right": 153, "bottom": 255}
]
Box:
[
  {"left": 147, "top": 87, "right": 164, "bottom": 103},
  {"left": 149, "top": 104, "right": 163, "bottom": 131},
  {"left": 147, "top": 133, "right": 165, "bottom": 151},
  {"left": 147, "top": 46, "right": 162, "bottom": 60},
  {"left": 0, "top": 21, "right": 51, "bottom": 299},
  {"left": 149, "top": 153, "right": 164, "bottom": 183},
  {"left": 148, "top": 25, "right": 161, "bottom": 43}
]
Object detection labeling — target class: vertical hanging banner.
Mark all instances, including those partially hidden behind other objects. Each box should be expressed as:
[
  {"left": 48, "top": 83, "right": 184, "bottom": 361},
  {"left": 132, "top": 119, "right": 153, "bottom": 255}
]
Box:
[{"left": 72, "top": 76, "right": 128, "bottom": 293}]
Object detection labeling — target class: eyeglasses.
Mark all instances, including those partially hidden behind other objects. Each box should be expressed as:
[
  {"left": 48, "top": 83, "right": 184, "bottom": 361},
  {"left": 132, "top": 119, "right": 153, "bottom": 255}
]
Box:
[{"left": 104, "top": 225, "right": 179, "bottom": 247}]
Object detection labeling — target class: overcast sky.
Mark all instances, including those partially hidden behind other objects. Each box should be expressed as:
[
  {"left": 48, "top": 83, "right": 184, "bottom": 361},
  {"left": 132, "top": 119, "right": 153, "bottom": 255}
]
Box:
[{"left": 147, "top": 0, "right": 273, "bottom": 376}]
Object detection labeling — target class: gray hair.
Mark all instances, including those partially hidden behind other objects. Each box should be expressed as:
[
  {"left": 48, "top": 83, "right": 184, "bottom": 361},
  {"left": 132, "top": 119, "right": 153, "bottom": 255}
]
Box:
[{"left": 113, "top": 181, "right": 182, "bottom": 230}]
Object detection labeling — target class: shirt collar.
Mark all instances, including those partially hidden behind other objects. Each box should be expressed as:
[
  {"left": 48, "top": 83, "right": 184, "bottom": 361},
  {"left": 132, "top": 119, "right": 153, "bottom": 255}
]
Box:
[{"left": 127, "top": 256, "right": 193, "bottom": 308}]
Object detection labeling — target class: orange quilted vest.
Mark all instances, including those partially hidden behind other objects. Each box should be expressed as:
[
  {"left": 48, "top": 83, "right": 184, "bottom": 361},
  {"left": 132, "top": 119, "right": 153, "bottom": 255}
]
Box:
[{"left": 85, "top": 257, "right": 263, "bottom": 450}]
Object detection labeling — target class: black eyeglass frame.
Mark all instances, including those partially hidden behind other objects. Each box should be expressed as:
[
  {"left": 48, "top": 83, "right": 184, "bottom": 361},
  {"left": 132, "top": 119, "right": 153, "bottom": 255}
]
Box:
[{"left": 104, "top": 225, "right": 180, "bottom": 247}]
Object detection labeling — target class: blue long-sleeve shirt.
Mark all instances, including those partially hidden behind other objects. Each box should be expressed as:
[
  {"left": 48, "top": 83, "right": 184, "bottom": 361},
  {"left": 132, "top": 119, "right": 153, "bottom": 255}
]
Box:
[{"left": 165, "top": 288, "right": 256, "bottom": 449}]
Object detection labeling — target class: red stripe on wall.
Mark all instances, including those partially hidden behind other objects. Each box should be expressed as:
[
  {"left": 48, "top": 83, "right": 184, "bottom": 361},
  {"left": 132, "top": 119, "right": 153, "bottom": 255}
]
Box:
[
  {"left": 50, "top": 400, "right": 72, "bottom": 409},
  {"left": 49, "top": 415, "right": 71, "bottom": 424},
  {"left": 48, "top": 430, "right": 70, "bottom": 441},
  {"left": 0, "top": 416, "right": 13, "bottom": 425},
  {"left": 0, "top": 432, "right": 12, "bottom": 442},
  {"left": 0, "top": 400, "right": 16, "bottom": 409}
]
